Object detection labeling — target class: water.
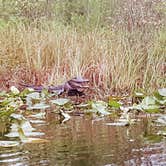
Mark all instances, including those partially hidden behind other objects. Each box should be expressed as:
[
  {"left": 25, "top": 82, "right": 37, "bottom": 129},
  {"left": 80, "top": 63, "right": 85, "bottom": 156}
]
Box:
[{"left": 0, "top": 113, "right": 166, "bottom": 166}]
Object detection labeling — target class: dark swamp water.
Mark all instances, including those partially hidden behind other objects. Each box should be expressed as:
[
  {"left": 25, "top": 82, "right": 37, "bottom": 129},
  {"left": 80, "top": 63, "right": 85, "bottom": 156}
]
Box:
[{"left": 0, "top": 112, "right": 166, "bottom": 166}]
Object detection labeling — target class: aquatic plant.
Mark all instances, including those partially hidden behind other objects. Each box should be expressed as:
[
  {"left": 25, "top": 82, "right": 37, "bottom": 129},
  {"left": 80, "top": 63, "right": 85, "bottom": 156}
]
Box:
[{"left": 0, "top": 86, "right": 165, "bottom": 148}]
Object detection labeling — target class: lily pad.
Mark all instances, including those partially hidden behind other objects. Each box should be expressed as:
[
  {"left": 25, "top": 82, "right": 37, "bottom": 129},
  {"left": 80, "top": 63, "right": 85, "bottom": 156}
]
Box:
[
  {"left": 154, "top": 97, "right": 166, "bottom": 105},
  {"left": 51, "top": 98, "right": 70, "bottom": 106},
  {"left": 0, "top": 91, "right": 6, "bottom": 97},
  {"left": 26, "top": 92, "right": 41, "bottom": 106},
  {"left": 158, "top": 88, "right": 166, "bottom": 97},
  {"left": 89, "top": 101, "right": 110, "bottom": 116},
  {"left": 28, "top": 103, "right": 50, "bottom": 110},
  {"left": 142, "top": 96, "right": 156, "bottom": 105},
  {"left": 131, "top": 96, "right": 160, "bottom": 113},
  {"left": 144, "top": 106, "right": 160, "bottom": 113},
  {"left": 155, "top": 115, "right": 166, "bottom": 125},
  {"left": 10, "top": 86, "right": 20, "bottom": 95},
  {"left": 26, "top": 92, "right": 40, "bottom": 99}
]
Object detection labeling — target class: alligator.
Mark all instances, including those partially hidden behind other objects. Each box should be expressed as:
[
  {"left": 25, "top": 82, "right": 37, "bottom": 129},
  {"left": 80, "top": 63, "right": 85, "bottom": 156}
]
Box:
[{"left": 19, "top": 77, "right": 89, "bottom": 96}]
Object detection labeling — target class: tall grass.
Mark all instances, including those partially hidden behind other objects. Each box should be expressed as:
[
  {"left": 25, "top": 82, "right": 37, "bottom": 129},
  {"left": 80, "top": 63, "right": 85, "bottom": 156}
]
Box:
[
  {"left": 0, "top": 24, "right": 165, "bottom": 94},
  {"left": 0, "top": 0, "right": 165, "bottom": 95}
]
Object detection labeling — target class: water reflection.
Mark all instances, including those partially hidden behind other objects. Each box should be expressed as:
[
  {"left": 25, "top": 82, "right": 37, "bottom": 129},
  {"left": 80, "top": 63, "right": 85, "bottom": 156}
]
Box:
[{"left": 0, "top": 113, "right": 165, "bottom": 166}]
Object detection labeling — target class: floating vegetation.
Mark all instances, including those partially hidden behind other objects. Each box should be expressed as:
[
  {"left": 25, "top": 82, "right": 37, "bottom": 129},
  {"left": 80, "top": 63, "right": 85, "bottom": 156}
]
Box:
[
  {"left": 155, "top": 115, "right": 166, "bottom": 126},
  {"left": 131, "top": 88, "right": 166, "bottom": 113},
  {"left": 108, "top": 97, "right": 122, "bottom": 109},
  {"left": 0, "top": 86, "right": 165, "bottom": 121},
  {"left": 51, "top": 98, "right": 70, "bottom": 106},
  {"left": 0, "top": 84, "right": 165, "bottom": 146},
  {"left": 27, "top": 102, "right": 50, "bottom": 110},
  {"left": 86, "top": 100, "right": 111, "bottom": 116}
]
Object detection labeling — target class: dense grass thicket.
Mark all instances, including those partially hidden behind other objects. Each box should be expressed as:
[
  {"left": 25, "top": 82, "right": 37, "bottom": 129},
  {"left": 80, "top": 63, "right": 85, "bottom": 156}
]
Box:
[{"left": 0, "top": 0, "right": 165, "bottom": 95}]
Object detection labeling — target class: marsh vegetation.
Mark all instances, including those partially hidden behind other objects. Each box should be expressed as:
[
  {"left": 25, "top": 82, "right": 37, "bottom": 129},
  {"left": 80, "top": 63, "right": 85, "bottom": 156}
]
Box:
[{"left": 0, "top": 0, "right": 165, "bottom": 165}]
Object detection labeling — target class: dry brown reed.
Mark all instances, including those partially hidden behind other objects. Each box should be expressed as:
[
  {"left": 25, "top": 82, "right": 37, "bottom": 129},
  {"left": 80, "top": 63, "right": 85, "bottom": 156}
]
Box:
[{"left": 0, "top": 24, "right": 165, "bottom": 95}]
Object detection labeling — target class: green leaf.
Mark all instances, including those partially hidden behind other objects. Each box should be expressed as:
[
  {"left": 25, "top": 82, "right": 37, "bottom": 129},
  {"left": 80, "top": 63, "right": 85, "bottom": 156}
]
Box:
[
  {"left": 0, "top": 91, "right": 6, "bottom": 97},
  {"left": 144, "top": 134, "right": 162, "bottom": 143},
  {"left": 142, "top": 105, "right": 159, "bottom": 110},
  {"left": 28, "top": 102, "right": 50, "bottom": 110},
  {"left": 142, "top": 96, "right": 156, "bottom": 105},
  {"left": 91, "top": 101, "right": 110, "bottom": 115},
  {"left": 51, "top": 98, "right": 70, "bottom": 106},
  {"left": 141, "top": 96, "right": 160, "bottom": 113},
  {"left": 155, "top": 115, "right": 166, "bottom": 125},
  {"left": 131, "top": 95, "right": 160, "bottom": 113},
  {"left": 154, "top": 97, "right": 166, "bottom": 105},
  {"left": 19, "top": 88, "right": 34, "bottom": 98},
  {"left": 108, "top": 100, "right": 121, "bottom": 108},
  {"left": 158, "top": 88, "right": 166, "bottom": 97},
  {"left": 26, "top": 92, "right": 41, "bottom": 106},
  {"left": 26, "top": 92, "right": 40, "bottom": 99},
  {"left": 10, "top": 86, "right": 20, "bottom": 95},
  {"left": 144, "top": 107, "right": 160, "bottom": 113}
]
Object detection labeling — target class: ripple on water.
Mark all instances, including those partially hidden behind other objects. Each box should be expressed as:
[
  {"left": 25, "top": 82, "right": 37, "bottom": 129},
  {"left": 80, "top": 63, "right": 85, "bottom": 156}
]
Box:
[
  {"left": 0, "top": 148, "right": 29, "bottom": 165},
  {"left": 0, "top": 115, "right": 166, "bottom": 166},
  {"left": 124, "top": 141, "right": 166, "bottom": 166}
]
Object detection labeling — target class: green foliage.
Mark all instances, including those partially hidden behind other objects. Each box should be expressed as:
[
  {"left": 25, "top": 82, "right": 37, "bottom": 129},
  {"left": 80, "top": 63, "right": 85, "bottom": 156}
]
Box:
[
  {"left": 0, "top": 89, "right": 22, "bottom": 121},
  {"left": 51, "top": 98, "right": 70, "bottom": 106},
  {"left": 132, "top": 89, "right": 166, "bottom": 113},
  {"left": 84, "top": 100, "right": 110, "bottom": 116},
  {"left": 143, "top": 134, "right": 163, "bottom": 143},
  {"left": 0, "top": 0, "right": 119, "bottom": 29},
  {"left": 158, "top": 88, "right": 166, "bottom": 97},
  {"left": 28, "top": 102, "right": 50, "bottom": 110},
  {"left": 108, "top": 99, "right": 121, "bottom": 108},
  {"left": 0, "top": 86, "right": 165, "bottom": 130},
  {"left": 155, "top": 115, "right": 166, "bottom": 126}
]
